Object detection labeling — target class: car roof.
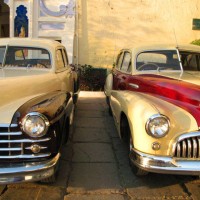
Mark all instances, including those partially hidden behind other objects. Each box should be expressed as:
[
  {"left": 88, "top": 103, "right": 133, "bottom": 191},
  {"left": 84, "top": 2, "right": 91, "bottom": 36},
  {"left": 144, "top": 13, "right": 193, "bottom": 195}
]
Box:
[
  {"left": 122, "top": 43, "right": 200, "bottom": 54},
  {"left": 0, "top": 38, "right": 63, "bottom": 50}
]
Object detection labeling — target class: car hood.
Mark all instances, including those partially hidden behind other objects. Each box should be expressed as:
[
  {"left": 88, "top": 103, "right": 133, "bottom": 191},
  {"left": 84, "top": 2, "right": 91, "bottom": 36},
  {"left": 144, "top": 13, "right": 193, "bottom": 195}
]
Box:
[
  {"left": 131, "top": 71, "right": 200, "bottom": 126},
  {"left": 160, "top": 71, "right": 200, "bottom": 85},
  {"left": 0, "top": 69, "right": 59, "bottom": 124}
]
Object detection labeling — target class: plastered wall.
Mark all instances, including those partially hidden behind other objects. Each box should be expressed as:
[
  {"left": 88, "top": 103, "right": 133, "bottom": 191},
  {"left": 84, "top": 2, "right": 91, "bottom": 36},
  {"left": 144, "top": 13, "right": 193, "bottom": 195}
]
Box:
[{"left": 75, "top": 0, "right": 200, "bottom": 68}]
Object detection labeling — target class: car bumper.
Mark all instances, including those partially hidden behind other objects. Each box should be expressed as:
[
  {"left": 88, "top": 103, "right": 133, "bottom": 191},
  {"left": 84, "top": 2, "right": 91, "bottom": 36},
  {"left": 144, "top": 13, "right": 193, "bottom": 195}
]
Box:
[
  {"left": 130, "top": 149, "right": 200, "bottom": 175},
  {"left": 0, "top": 153, "right": 60, "bottom": 184}
]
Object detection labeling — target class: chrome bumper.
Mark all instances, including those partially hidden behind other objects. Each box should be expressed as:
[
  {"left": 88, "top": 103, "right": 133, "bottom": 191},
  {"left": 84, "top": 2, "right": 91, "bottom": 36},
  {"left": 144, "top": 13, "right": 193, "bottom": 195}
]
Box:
[
  {"left": 130, "top": 149, "right": 200, "bottom": 175},
  {"left": 0, "top": 153, "right": 60, "bottom": 184}
]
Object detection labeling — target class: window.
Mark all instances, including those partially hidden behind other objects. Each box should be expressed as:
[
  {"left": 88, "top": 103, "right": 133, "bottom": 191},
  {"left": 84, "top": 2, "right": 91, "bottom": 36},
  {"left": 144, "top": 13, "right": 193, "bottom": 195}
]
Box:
[
  {"left": 56, "top": 49, "right": 65, "bottom": 70},
  {"left": 4, "top": 47, "right": 51, "bottom": 68},
  {"left": 180, "top": 52, "right": 200, "bottom": 71},
  {"left": 0, "top": 46, "right": 6, "bottom": 65},
  {"left": 62, "top": 49, "right": 69, "bottom": 67},
  {"left": 121, "top": 52, "right": 131, "bottom": 72},
  {"left": 136, "top": 50, "right": 180, "bottom": 71},
  {"left": 116, "top": 52, "right": 123, "bottom": 70}
]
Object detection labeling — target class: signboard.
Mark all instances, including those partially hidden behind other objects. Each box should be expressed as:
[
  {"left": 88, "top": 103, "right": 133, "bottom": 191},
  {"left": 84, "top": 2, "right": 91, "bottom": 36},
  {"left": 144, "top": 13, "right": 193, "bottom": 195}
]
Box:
[{"left": 192, "top": 19, "right": 200, "bottom": 30}]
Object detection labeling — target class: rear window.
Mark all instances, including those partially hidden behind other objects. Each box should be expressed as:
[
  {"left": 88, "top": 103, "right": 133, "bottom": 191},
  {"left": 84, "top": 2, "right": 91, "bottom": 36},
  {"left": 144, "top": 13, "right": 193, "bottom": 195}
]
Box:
[{"left": 4, "top": 46, "right": 51, "bottom": 69}]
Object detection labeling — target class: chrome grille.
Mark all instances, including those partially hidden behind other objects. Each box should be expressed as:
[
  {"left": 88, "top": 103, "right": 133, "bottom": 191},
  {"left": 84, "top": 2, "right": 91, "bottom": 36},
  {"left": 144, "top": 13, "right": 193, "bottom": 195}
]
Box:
[
  {"left": 174, "top": 136, "right": 200, "bottom": 158},
  {"left": 0, "top": 124, "right": 51, "bottom": 159}
]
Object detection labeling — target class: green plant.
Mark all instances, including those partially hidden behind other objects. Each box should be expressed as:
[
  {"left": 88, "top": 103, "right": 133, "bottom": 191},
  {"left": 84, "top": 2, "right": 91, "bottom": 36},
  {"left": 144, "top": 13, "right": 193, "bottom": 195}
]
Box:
[
  {"left": 191, "top": 39, "right": 200, "bottom": 46},
  {"left": 79, "top": 64, "right": 107, "bottom": 91}
]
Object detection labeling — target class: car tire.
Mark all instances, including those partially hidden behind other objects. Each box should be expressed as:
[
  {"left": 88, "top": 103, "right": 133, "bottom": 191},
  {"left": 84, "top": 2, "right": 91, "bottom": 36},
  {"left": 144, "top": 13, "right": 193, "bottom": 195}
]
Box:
[
  {"left": 62, "top": 116, "right": 70, "bottom": 144},
  {"left": 106, "top": 96, "right": 112, "bottom": 116},
  {"left": 73, "top": 80, "right": 79, "bottom": 104},
  {"left": 40, "top": 173, "right": 56, "bottom": 184},
  {"left": 40, "top": 159, "right": 60, "bottom": 184},
  {"left": 121, "top": 117, "right": 148, "bottom": 176}
]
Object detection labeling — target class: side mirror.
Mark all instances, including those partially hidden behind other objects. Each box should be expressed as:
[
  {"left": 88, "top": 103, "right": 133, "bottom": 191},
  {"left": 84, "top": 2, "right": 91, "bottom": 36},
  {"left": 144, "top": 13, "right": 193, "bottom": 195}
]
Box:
[{"left": 69, "top": 64, "right": 76, "bottom": 71}]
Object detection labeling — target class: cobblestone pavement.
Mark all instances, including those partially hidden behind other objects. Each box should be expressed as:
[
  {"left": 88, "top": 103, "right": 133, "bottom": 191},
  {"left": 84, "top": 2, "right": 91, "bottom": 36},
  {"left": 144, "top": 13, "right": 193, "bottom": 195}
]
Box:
[{"left": 0, "top": 91, "right": 200, "bottom": 200}]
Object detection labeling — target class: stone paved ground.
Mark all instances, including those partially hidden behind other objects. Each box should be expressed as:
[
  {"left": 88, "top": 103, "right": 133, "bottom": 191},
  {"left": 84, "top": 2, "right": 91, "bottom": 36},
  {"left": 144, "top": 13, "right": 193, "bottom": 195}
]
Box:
[{"left": 65, "top": 91, "right": 125, "bottom": 199}]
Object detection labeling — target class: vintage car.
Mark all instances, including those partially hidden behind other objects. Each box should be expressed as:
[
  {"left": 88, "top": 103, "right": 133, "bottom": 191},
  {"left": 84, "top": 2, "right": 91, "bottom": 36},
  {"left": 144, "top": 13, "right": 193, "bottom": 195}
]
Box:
[
  {"left": 0, "top": 38, "right": 79, "bottom": 184},
  {"left": 104, "top": 44, "right": 200, "bottom": 176}
]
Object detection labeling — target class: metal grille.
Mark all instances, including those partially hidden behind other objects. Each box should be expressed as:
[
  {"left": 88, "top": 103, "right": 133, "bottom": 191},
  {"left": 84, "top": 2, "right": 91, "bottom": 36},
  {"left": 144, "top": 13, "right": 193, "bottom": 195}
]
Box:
[
  {"left": 0, "top": 124, "right": 51, "bottom": 159},
  {"left": 174, "top": 136, "right": 200, "bottom": 158}
]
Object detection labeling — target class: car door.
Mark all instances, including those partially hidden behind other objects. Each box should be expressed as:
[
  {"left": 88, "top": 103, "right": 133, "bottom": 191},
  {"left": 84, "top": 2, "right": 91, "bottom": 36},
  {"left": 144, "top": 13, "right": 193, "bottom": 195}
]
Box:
[
  {"left": 113, "top": 51, "right": 132, "bottom": 90},
  {"left": 55, "top": 47, "right": 73, "bottom": 92}
]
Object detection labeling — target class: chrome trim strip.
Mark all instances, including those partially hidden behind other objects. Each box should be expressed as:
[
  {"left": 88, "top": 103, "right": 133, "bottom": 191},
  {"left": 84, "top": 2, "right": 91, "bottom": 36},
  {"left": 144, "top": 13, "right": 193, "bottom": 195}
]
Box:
[
  {"left": 0, "top": 148, "right": 22, "bottom": 151},
  {"left": 182, "top": 140, "right": 186, "bottom": 158},
  {"left": 192, "top": 138, "right": 197, "bottom": 158},
  {"left": 130, "top": 149, "right": 200, "bottom": 175},
  {"left": 0, "top": 132, "right": 22, "bottom": 136},
  {"left": 0, "top": 153, "right": 51, "bottom": 159},
  {"left": 129, "top": 83, "right": 139, "bottom": 89},
  {"left": 0, "top": 138, "right": 51, "bottom": 143},
  {"left": 0, "top": 124, "right": 18, "bottom": 128},
  {"left": 198, "top": 138, "right": 200, "bottom": 157},
  {"left": 176, "top": 143, "right": 180, "bottom": 157},
  {"left": 0, "top": 153, "right": 60, "bottom": 184},
  {"left": 187, "top": 139, "right": 192, "bottom": 158}
]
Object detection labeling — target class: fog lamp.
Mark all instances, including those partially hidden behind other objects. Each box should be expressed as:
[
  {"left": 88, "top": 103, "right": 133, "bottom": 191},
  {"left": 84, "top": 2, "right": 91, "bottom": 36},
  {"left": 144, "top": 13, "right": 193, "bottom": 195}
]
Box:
[{"left": 152, "top": 142, "right": 161, "bottom": 150}]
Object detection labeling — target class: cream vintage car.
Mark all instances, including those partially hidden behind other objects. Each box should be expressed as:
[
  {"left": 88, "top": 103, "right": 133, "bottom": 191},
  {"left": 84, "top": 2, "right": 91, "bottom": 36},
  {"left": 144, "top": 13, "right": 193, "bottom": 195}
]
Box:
[
  {"left": 0, "top": 38, "right": 79, "bottom": 184},
  {"left": 104, "top": 44, "right": 200, "bottom": 176}
]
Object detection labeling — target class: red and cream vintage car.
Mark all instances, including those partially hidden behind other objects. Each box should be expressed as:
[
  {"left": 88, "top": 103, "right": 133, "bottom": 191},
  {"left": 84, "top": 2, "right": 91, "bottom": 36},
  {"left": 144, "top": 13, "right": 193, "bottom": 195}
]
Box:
[
  {"left": 0, "top": 38, "right": 79, "bottom": 184},
  {"left": 104, "top": 44, "right": 200, "bottom": 176}
]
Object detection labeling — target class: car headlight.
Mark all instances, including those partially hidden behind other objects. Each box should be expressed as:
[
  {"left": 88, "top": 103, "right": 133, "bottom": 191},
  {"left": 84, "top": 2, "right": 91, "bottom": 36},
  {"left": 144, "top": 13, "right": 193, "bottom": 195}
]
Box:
[
  {"left": 146, "top": 114, "right": 170, "bottom": 138},
  {"left": 22, "top": 112, "right": 50, "bottom": 137}
]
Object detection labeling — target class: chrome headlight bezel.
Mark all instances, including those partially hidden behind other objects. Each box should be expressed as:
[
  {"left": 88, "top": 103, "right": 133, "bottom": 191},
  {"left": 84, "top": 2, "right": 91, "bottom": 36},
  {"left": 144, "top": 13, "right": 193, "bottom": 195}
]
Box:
[
  {"left": 145, "top": 114, "right": 170, "bottom": 138},
  {"left": 21, "top": 112, "right": 50, "bottom": 138}
]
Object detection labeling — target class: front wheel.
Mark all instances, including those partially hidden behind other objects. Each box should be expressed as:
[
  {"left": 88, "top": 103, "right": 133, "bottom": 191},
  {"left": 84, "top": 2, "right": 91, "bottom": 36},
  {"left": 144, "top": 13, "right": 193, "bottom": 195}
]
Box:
[
  {"left": 106, "top": 96, "right": 112, "bottom": 116},
  {"left": 40, "top": 159, "right": 60, "bottom": 183},
  {"left": 121, "top": 117, "right": 148, "bottom": 176}
]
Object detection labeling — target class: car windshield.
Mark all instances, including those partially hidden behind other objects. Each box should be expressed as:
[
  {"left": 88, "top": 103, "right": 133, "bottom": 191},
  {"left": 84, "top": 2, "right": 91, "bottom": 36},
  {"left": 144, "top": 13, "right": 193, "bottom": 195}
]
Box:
[
  {"left": 136, "top": 50, "right": 181, "bottom": 71},
  {"left": 4, "top": 46, "right": 51, "bottom": 69},
  {"left": 0, "top": 46, "right": 6, "bottom": 67},
  {"left": 179, "top": 51, "right": 200, "bottom": 71}
]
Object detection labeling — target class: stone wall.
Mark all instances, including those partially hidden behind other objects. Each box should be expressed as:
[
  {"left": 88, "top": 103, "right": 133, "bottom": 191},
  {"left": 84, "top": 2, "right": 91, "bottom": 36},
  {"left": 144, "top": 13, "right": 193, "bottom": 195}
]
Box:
[{"left": 75, "top": 0, "right": 200, "bottom": 68}]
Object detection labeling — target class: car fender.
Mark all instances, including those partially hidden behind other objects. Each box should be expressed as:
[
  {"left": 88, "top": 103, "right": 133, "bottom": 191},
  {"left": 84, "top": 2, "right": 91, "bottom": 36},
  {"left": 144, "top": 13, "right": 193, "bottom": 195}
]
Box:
[
  {"left": 11, "top": 91, "right": 73, "bottom": 125},
  {"left": 110, "top": 90, "right": 198, "bottom": 155},
  {"left": 104, "top": 73, "right": 113, "bottom": 97}
]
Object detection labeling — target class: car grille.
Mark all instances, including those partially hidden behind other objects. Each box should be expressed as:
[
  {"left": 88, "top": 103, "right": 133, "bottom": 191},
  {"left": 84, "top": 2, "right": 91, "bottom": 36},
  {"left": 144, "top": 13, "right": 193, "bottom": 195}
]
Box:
[
  {"left": 0, "top": 124, "right": 51, "bottom": 160},
  {"left": 174, "top": 136, "right": 200, "bottom": 158}
]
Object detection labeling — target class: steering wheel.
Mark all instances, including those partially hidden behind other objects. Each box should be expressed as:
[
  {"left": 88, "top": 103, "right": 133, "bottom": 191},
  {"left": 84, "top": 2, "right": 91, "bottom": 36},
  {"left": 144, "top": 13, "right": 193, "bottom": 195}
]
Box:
[
  {"left": 137, "top": 63, "right": 160, "bottom": 71},
  {"left": 37, "top": 63, "right": 48, "bottom": 68}
]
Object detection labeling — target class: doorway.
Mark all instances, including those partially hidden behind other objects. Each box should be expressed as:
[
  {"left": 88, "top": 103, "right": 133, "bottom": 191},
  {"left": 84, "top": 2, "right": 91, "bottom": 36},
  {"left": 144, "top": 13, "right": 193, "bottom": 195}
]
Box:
[{"left": 0, "top": 0, "right": 9, "bottom": 37}]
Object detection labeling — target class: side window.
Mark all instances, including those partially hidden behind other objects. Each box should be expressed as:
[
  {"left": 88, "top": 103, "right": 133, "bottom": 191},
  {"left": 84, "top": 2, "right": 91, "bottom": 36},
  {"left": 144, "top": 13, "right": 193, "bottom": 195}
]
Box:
[
  {"left": 181, "top": 53, "right": 200, "bottom": 71},
  {"left": 116, "top": 52, "right": 123, "bottom": 70},
  {"left": 121, "top": 52, "right": 131, "bottom": 73},
  {"left": 62, "top": 48, "right": 69, "bottom": 67},
  {"left": 56, "top": 49, "right": 65, "bottom": 70},
  {"left": 0, "top": 46, "right": 6, "bottom": 66}
]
